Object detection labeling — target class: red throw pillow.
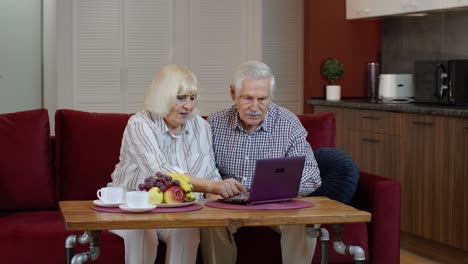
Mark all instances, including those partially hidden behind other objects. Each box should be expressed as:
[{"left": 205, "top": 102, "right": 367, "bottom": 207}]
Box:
[{"left": 0, "top": 109, "right": 56, "bottom": 210}]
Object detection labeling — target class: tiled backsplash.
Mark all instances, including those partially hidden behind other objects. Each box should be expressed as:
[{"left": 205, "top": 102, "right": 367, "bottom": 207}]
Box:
[{"left": 382, "top": 10, "right": 468, "bottom": 74}]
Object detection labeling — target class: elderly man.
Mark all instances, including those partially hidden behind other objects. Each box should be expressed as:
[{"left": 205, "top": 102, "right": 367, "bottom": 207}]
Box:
[{"left": 201, "top": 61, "right": 322, "bottom": 264}]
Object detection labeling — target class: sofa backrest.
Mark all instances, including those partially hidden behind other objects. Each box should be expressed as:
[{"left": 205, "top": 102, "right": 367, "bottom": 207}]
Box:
[
  {"left": 54, "top": 110, "right": 335, "bottom": 201},
  {"left": 55, "top": 109, "right": 131, "bottom": 201},
  {"left": 297, "top": 112, "right": 336, "bottom": 149},
  {"left": 0, "top": 109, "right": 57, "bottom": 210}
]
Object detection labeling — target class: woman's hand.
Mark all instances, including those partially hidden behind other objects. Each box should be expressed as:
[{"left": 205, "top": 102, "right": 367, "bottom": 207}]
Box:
[{"left": 211, "top": 178, "right": 248, "bottom": 198}]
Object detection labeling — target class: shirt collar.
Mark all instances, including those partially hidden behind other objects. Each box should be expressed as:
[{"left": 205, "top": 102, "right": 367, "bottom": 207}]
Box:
[{"left": 148, "top": 111, "right": 191, "bottom": 137}]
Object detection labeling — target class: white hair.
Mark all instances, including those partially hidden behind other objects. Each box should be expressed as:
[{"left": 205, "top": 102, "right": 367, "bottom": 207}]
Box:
[
  {"left": 144, "top": 64, "right": 199, "bottom": 116},
  {"left": 232, "top": 61, "right": 276, "bottom": 96}
]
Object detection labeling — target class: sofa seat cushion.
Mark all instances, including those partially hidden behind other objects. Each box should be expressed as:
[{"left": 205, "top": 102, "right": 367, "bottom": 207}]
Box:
[
  {"left": 0, "top": 210, "right": 124, "bottom": 263},
  {"left": 310, "top": 148, "right": 360, "bottom": 204},
  {"left": 0, "top": 109, "right": 56, "bottom": 210},
  {"left": 55, "top": 109, "right": 131, "bottom": 201}
]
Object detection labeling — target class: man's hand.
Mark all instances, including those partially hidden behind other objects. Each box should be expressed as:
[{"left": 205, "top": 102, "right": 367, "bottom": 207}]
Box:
[{"left": 211, "top": 178, "right": 248, "bottom": 198}]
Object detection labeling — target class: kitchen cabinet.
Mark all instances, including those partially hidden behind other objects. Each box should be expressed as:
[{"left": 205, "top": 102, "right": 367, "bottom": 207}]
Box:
[
  {"left": 441, "top": 0, "right": 468, "bottom": 9},
  {"left": 313, "top": 106, "right": 344, "bottom": 148},
  {"left": 447, "top": 117, "right": 468, "bottom": 250},
  {"left": 346, "top": 0, "right": 458, "bottom": 19},
  {"left": 312, "top": 104, "right": 468, "bottom": 251},
  {"left": 343, "top": 109, "right": 401, "bottom": 180},
  {"left": 314, "top": 106, "right": 401, "bottom": 180},
  {"left": 401, "top": 114, "right": 450, "bottom": 242}
]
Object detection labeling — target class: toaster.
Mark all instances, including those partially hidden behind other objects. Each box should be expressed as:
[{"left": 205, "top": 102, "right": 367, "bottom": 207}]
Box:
[{"left": 378, "top": 74, "right": 414, "bottom": 102}]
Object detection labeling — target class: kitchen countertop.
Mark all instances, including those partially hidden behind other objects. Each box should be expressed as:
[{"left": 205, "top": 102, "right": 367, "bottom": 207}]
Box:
[{"left": 306, "top": 98, "right": 468, "bottom": 118}]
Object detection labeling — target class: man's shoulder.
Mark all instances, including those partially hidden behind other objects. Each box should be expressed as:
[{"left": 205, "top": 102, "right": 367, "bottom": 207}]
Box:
[
  {"left": 269, "top": 103, "right": 301, "bottom": 125},
  {"left": 207, "top": 106, "right": 236, "bottom": 124}
]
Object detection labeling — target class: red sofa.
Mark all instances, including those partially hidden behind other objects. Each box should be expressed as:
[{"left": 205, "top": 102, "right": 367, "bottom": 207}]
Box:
[{"left": 0, "top": 109, "right": 400, "bottom": 264}]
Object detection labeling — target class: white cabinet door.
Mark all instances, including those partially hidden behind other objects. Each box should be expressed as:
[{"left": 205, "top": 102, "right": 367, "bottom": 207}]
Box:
[
  {"left": 347, "top": 0, "right": 441, "bottom": 19},
  {"left": 440, "top": 0, "right": 468, "bottom": 9},
  {"left": 346, "top": 0, "right": 379, "bottom": 19}
]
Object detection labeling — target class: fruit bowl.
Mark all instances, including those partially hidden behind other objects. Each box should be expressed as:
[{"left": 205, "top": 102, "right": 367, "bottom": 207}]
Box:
[
  {"left": 141, "top": 172, "right": 196, "bottom": 205},
  {"left": 156, "top": 200, "right": 197, "bottom": 208}
]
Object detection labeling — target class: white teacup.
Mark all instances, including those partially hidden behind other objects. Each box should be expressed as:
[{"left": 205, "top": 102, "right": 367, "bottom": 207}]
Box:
[
  {"left": 126, "top": 191, "right": 149, "bottom": 208},
  {"left": 97, "top": 187, "right": 124, "bottom": 204}
]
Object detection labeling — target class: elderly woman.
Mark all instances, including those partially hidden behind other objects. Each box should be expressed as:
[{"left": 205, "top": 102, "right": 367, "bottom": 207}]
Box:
[{"left": 108, "top": 64, "right": 246, "bottom": 264}]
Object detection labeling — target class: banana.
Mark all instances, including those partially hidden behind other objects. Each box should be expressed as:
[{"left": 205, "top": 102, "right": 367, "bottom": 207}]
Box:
[
  {"left": 168, "top": 173, "right": 194, "bottom": 193},
  {"left": 184, "top": 191, "right": 196, "bottom": 202}
]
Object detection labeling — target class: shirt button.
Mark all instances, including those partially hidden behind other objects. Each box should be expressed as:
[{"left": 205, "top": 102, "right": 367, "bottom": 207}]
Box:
[{"left": 245, "top": 156, "right": 249, "bottom": 160}]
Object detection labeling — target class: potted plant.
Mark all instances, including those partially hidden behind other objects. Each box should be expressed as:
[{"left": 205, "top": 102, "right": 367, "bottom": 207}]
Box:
[{"left": 321, "top": 58, "right": 344, "bottom": 101}]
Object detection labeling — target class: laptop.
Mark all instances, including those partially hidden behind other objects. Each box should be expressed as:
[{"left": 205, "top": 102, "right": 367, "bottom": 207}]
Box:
[{"left": 219, "top": 156, "right": 305, "bottom": 205}]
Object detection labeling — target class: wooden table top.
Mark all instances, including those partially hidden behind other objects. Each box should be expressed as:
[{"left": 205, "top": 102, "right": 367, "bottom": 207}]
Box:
[{"left": 59, "top": 197, "right": 371, "bottom": 231}]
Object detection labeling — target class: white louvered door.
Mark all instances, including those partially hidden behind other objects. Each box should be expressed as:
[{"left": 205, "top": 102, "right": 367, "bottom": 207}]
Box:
[
  {"left": 263, "top": 0, "right": 303, "bottom": 114},
  {"left": 55, "top": 0, "right": 302, "bottom": 115},
  {"left": 125, "top": 0, "right": 172, "bottom": 113},
  {"left": 73, "top": 0, "right": 171, "bottom": 113},
  {"left": 74, "top": 0, "right": 123, "bottom": 112}
]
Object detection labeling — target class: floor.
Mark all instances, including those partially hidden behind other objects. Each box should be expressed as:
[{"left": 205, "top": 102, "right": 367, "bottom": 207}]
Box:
[{"left": 400, "top": 249, "right": 441, "bottom": 264}]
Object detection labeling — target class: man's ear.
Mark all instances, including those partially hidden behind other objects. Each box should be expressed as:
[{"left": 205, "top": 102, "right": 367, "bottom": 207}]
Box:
[{"left": 230, "top": 85, "right": 236, "bottom": 101}]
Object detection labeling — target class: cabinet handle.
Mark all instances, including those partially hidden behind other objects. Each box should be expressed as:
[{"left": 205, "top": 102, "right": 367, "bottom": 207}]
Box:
[
  {"left": 412, "top": 121, "right": 434, "bottom": 126},
  {"left": 361, "top": 116, "right": 382, "bottom": 120},
  {"left": 361, "top": 138, "right": 380, "bottom": 143}
]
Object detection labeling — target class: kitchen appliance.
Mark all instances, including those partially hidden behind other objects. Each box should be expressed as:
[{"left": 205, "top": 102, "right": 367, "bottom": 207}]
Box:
[
  {"left": 367, "top": 62, "right": 380, "bottom": 102},
  {"left": 378, "top": 74, "right": 414, "bottom": 103},
  {"left": 414, "top": 60, "right": 468, "bottom": 105}
]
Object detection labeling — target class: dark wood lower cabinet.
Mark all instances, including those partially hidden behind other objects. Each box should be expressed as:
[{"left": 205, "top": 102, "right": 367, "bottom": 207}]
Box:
[{"left": 313, "top": 105, "right": 468, "bottom": 253}]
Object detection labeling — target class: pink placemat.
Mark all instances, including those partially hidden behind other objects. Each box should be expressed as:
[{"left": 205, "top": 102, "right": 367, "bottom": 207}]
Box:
[
  {"left": 205, "top": 200, "right": 315, "bottom": 210},
  {"left": 92, "top": 203, "right": 203, "bottom": 214}
]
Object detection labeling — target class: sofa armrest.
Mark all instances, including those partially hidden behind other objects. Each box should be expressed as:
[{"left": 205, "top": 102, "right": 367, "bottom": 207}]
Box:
[{"left": 350, "top": 172, "right": 401, "bottom": 264}]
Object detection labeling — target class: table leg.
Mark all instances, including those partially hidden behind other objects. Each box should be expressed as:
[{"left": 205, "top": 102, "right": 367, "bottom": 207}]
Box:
[
  {"left": 65, "top": 230, "right": 102, "bottom": 264},
  {"left": 307, "top": 224, "right": 330, "bottom": 264},
  {"left": 330, "top": 224, "right": 366, "bottom": 264}
]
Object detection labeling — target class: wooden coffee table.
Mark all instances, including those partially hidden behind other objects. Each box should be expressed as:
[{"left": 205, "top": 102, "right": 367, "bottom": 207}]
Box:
[{"left": 60, "top": 197, "right": 371, "bottom": 264}]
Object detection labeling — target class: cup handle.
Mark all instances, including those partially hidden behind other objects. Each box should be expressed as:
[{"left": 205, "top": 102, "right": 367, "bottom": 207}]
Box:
[{"left": 97, "top": 189, "right": 102, "bottom": 199}]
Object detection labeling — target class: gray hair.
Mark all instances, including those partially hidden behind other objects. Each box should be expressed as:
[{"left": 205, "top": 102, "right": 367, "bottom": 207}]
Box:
[
  {"left": 144, "top": 64, "right": 199, "bottom": 116},
  {"left": 232, "top": 61, "right": 276, "bottom": 96}
]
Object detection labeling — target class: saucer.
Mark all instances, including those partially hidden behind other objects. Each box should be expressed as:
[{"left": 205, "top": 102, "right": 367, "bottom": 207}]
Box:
[
  {"left": 119, "top": 204, "right": 157, "bottom": 213},
  {"left": 93, "top": 199, "right": 125, "bottom": 208}
]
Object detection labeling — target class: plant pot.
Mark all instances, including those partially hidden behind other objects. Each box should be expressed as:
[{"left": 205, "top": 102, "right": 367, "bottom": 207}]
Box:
[{"left": 326, "top": 85, "right": 341, "bottom": 101}]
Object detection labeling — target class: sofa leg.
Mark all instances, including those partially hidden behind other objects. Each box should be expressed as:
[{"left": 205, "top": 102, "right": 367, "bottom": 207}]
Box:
[
  {"left": 65, "top": 230, "right": 101, "bottom": 264},
  {"left": 330, "top": 224, "right": 366, "bottom": 263}
]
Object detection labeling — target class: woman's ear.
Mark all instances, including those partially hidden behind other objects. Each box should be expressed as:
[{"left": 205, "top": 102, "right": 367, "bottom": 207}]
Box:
[{"left": 230, "top": 85, "right": 236, "bottom": 101}]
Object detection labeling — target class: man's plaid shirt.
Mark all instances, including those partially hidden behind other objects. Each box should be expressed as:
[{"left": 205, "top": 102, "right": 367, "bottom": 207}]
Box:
[{"left": 207, "top": 103, "right": 321, "bottom": 196}]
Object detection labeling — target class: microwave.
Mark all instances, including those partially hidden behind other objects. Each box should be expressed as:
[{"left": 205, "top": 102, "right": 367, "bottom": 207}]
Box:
[{"left": 414, "top": 60, "right": 468, "bottom": 105}]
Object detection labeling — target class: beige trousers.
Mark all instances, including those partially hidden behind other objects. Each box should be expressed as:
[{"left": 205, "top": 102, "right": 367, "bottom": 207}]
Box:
[
  {"left": 110, "top": 228, "right": 199, "bottom": 264},
  {"left": 200, "top": 225, "right": 317, "bottom": 264}
]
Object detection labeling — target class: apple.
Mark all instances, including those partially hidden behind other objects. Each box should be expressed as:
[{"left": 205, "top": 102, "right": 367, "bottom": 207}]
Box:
[
  {"left": 163, "top": 186, "right": 185, "bottom": 203},
  {"left": 148, "top": 187, "right": 164, "bottom": 204}
]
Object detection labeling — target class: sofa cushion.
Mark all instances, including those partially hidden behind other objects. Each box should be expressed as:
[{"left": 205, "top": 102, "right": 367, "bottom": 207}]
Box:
[
  {"left": 297, "top": 113, "right": 336, "bottom": 149},
  {"left": 0, "top": 210, "right": 125, "bottom": 263},
  {"left": 0, "top": 109, "right": 56, "bottom": 210},
  {"left": 55, "top": 109, "right": 131, "bottom": 201},
  {"left": 309, "top": 148, "right": 360, "bottom": 204}
]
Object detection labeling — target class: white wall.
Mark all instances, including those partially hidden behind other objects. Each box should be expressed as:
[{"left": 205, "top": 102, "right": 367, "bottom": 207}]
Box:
[{"left": 0, "top": 0, "right": 42, "bottom": 113}]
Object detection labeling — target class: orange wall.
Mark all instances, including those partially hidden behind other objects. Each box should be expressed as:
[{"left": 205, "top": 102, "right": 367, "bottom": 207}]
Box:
[{"left": 303, "top": 1, "right": 381, "bottom": 113}]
